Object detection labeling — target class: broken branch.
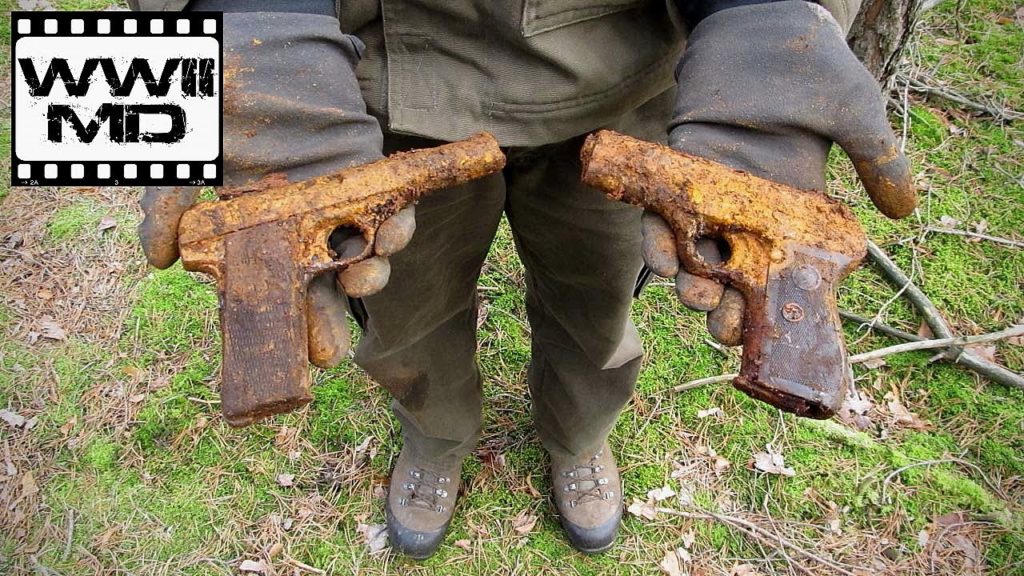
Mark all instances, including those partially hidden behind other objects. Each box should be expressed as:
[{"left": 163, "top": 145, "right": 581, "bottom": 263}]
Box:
[
  {"left": 848, "top": 325, "right": 1024, "bottom": 364},
  {"left": 655, "top": 507, "right": 860, "bottom": 576},
  {"left": 924, "top": 226, "right": 1024, "bottom": 249},
  {"left": 896, "top": 73, "right": 1024, "bottom": 122},
  {"left": 672, "top": 326, "right": 1024, "bottom": 392},
  {"left": 867, "top": 240, "right": 1024, "bottom": 390}
]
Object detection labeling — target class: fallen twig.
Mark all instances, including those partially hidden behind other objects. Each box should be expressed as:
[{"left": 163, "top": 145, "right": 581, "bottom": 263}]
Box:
[
  {"left": 839, "top": 310, "right": 920, "bottom": 342},
  {"left": 867, "top": 240, "right": 1024, "bottom": 391},
  {"left": 848, "top": 325, "right": 1024, "bottom": 364},
  {"left": 283, "top": 555, "right": 325, "bottom": 574},
  {"left": 655, "top": 507, "right": 860, "bottom": 576},
  {"left": 62, "top": 509, "right": 75, "bottom": 561},
  {"left": 672, "top": 325, "right": 1024, "bottom": 392},
  {"left": 897, "top": 73, "right": 1024, "bottom": 122},
  {"left": 924, "top": 226, "right": 1024, "bottom": 249},
  {"left": 672, "top": 373, "right": 734, "bottom": 393}
]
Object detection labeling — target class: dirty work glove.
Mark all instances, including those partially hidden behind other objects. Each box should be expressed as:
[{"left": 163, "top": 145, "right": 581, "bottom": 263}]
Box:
[
  {"left": 642, "top": 0, "right": 916, "bottom": 345},
  {"left": 137, "top": 10, "right": 415, "bottom": 367}
]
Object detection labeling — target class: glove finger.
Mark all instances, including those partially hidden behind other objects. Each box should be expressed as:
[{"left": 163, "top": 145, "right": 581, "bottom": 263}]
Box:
[
  {"left": 338, "top": 256, "right": 391, "bottom": 298},
  {"left": 641, "top": 211, "right": 679, "bottom": 278},
  {"left": 674, "top": 237, "right": 728, "bottom": 310},
  {"left": 831, "top": 82, "right": 917, "bottom": 219},
  {"left": 306, "top": 273, "right": 352, "bottom": 369},
  {"left": 138, "top": 186, "right": 197, "bottom": 269},
  {"left": 375, "top": 205, "right": 416, "bottom": 256},
  {"left": 675, "top": 270, "right": 724, "bottom": 311},
  {"left": 707, "top": 287, "right": 745, "bottom": 346}
]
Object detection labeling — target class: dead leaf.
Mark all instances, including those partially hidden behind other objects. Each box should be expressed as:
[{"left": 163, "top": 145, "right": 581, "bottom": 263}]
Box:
[
  {"left": 973, "top": 220, "right": 989, "bottom": 234},
  {"left": 751, "top": 445, "right": 795, "bottom": 477},
  {"left": 524, "top": 474, "right": 541, "bottom": 498},
  {"left": 238, "top": 559, "right": 267, "bottom": 574},
  {"left": 356, "top": 523, "right": 388, "bottom": 554},
  {"left": 916, "top": 320, "right": 935, "bottom": 339},
  {"left": 918, "top": 529, "right": 930, "bottom": 548},
  {"left": 98, "top": 216, "right": 117, "bottom": 232},
  {"left": 676, "top": 487, "right": 694, "bottom": 507},
  {"left": 511, "top": 510, "right": 538, "bottom": 535},
  {"left": 128, "top": 393, "right": 146, "bottom": 403},
  {"left": 38, "top": 320, "right": 66, "bottom": 341},
  {"left": 648, "top": 485, "right": 676, "bottom": 502},
  {"left": 886, "top": 394, "right": 930, "bottom": 430},
  {"left": 681, "top": 530, "right": 696, "bottom": 549},
  {"left": 276, "top": 473, "right": 295, "bottom": 487},
  {"left": 354, "top": 436, "right": 373, "bottom": 455},
  {"left": 37, "top": 288, "right": 53, "bottom": 300},
  {"left": 0, "top": 409, "right": 27, "bottom": 428},
  {"left": 274, "top": 425, "right": 292, "bottom": 448},
  {"left": 843, "top": 397, "right": 874, "bottom": 415},
  {"left": 966, "top": 344, "right": 997, "bottom": 364},
  {"left": 627, "top": 498, "right": 658, "bottom": 521},
  {"left": 454, "top": 539, "right": 473, "bottom": 551},
  {"left": 477, "top": 447, "right": 506, "bottom": 471},
  {"left": 659, "top": 549, "right": 683, "bottom": 576},
  {"left": 21, "top": 471, "right": 39, "bottom": 498},
  {"left": 713, "top": 456, "right": 731, "bottom": 476},
  {"left": 697, "top": 406, "right": 724, "bottom": 419},
  {"left": 935, "top": 511, "right": 967, "bottom": 527},
  {"left": 4, "top": 232, "right": 24, "bottom": 249},
  {"left": 861, "top": 357, "right": 887, "bottom": 370},
  {"left": 730, "top": 563, "right": 763, "bottom": 576},
  {"left": 267, "top": 542, "right": 283, "bottom": 558}
]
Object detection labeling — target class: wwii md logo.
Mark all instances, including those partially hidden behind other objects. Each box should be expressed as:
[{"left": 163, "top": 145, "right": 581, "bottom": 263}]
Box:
[{"left": 11, "top": 12, "right": 223, "bottom": 187}]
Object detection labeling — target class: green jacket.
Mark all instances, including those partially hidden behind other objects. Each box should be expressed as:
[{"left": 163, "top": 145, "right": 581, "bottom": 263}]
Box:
[{"left": 132, "top": 0, "right": 861, "bottom": 146}]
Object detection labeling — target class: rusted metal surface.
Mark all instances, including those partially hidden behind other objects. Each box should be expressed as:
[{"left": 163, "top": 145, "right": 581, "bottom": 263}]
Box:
[
  {"left": 581, "top": 130, "right": 867, "bottom": 419},
  {"left": 178, "top": 133, "right": 506, "bottom": 426}
]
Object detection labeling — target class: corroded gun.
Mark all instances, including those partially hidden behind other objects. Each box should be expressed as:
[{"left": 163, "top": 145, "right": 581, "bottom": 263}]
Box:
[
  {"left": 178, "top": 134, "right": 505, "bottom": 426},
  {"left": 581, "top": 130, "right": 867, "bottom": 419}
]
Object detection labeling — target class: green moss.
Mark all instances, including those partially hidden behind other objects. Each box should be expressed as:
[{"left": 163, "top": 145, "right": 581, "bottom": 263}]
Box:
[
  {"left": 81, "top": 437, "right": 120, "bottom": 471},
  {"left": 132, "top": 356, "right": 216, "bottom": 454},
  {"left": 130, "top": 264, "right": 218, "bottom": 358}
]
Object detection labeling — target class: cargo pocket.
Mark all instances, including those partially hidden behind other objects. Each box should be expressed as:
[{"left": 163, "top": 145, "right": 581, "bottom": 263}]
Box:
[{"left": 521, "top": 0, "right": 647, "bottom": 37}]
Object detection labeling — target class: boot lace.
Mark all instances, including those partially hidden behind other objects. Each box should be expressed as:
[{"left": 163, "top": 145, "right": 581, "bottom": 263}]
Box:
[
  {"left": 561, "top": 450, "right": 614, "bottom": 508},
  {"left": 398, "top": 467, "right": 453, "bottom": 514}
]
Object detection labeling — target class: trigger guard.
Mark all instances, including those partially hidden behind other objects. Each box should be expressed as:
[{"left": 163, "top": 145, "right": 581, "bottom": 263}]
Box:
[{"left": 309, "top": 222, "right": 376, "bottom": 276}]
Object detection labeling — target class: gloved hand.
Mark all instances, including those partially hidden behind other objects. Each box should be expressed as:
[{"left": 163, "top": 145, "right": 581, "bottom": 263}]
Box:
[
  {"left": 643, "top": 0, "right": 915, "bottom": 345},
  {"left": 138, "top": 11, "right": 414, "bottom": 367}
]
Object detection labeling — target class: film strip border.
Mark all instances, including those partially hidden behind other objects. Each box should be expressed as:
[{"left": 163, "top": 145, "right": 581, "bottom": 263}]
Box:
[
  {"left": 13, "top": 161, "right": 219, "bottom": 188},
  {"left": 11, "top": 11, "right": 224, "bottom": 187},
  {"left": 11, "top": 11, "right": 222, "bottom": 39}
]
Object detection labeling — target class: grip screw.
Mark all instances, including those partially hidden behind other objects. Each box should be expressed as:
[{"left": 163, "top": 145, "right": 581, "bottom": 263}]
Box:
[
  {"left": 793, "top": 265, "right": 822, "bottom": 290},
  {"left": 782, "top": 302, "right": 804, "bottom": 322}
]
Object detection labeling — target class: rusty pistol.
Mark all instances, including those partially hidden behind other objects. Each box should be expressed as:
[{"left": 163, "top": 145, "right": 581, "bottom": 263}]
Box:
[
  {"left": 178, "top": 134, "right": 505, "bottom": 426},
  {"left": 581, "top": 130, "right": 867, "bottom": 419}
]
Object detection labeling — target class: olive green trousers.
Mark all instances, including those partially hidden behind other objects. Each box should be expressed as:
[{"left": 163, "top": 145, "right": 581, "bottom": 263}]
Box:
[{"left": 352, "top": 133, "right": 645, "bottom": 463}]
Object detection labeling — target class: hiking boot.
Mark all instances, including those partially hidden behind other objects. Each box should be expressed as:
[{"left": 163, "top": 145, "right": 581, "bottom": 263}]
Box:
[
  {"left": 550, "top": 441, "right": 622, "bottom": 554},
  {"left": 385, "top": 445, "right": 461, "bottom": 559}
]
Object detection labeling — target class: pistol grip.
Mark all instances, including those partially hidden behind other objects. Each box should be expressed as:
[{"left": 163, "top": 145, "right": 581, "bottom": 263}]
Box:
[
  {"left": 218, "top": 219, "right": 312, "bottom": 427},
  {"left": 733, "top": 247, "right": 850, "bottom": 419}
]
